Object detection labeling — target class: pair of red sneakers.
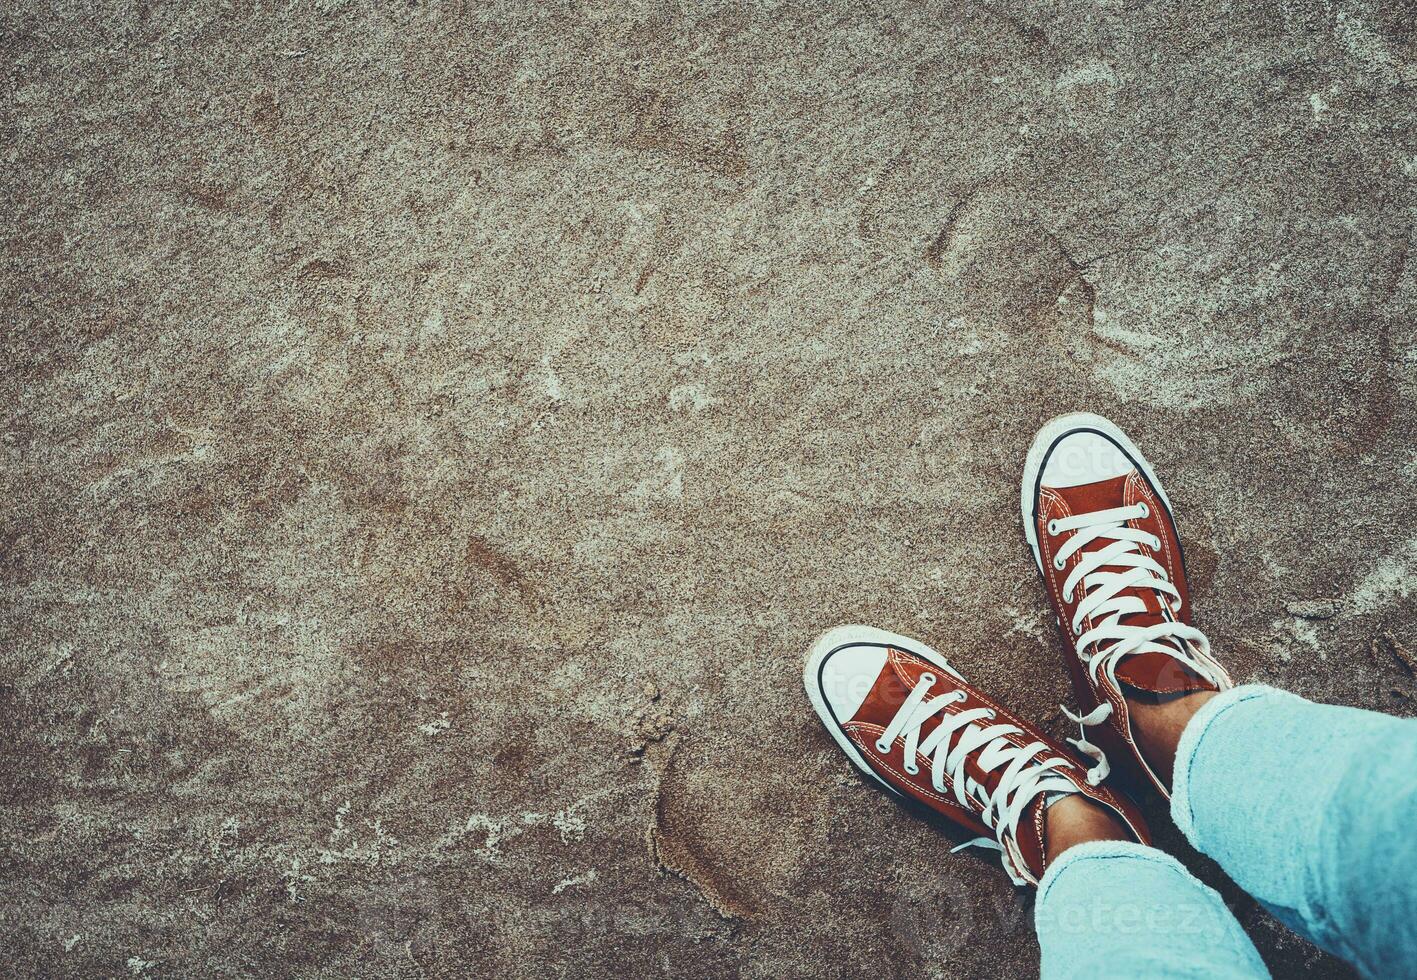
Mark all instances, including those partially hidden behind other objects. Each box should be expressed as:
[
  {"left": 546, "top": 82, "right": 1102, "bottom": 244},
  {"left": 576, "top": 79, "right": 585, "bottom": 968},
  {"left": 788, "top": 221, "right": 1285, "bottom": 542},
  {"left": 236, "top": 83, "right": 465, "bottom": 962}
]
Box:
[{"left": 803, "top": 413, "right": 1233, "bottom": 886}]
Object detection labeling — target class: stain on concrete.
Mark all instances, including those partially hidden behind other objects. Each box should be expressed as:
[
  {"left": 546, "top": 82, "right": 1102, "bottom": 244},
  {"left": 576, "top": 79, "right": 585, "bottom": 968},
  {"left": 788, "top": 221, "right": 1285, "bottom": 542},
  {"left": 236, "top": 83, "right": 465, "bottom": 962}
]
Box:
[{"left": 645, "top": 743, "right": 759, "bottom": 920}]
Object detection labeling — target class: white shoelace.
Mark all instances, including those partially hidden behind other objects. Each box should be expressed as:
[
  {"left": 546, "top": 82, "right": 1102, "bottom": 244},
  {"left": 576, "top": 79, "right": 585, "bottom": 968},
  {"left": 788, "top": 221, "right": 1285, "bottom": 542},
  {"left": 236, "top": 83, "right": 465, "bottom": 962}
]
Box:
[
  {"left": 1048, "top": 502, "right": 1225, "bottom": 783},
  {"left": 874, "top": 670, "right": 1078, "bottom": 885}
]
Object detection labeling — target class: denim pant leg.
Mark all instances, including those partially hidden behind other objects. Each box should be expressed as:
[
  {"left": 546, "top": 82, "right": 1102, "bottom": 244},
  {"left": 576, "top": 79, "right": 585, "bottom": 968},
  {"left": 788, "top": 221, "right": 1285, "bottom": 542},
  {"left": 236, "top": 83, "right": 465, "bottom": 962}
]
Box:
[
  {"left": 1035, "top": 840, "right": 1269, "bottom": 979},
  {"left": 1172, "top": 684, "right": 1417, "bottom": 978}
]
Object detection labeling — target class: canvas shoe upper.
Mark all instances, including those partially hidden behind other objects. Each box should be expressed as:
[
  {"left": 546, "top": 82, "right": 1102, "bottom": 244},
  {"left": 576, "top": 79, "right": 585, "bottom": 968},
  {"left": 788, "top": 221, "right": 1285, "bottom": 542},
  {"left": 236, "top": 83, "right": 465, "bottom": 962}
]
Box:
[
  {"left": 1021, "top": 412, "right": 1232, "bottom": 797},
  {"left": 804, "top": 625, "right": 1150, "bottom": 886}
]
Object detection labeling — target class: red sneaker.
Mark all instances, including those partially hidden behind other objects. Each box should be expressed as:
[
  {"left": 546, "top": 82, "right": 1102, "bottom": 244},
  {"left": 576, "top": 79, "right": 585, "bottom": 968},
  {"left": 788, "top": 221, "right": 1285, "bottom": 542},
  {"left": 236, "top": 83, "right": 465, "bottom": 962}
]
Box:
[
  {"left": 804, "top": 625, "right": 1149, "bottom": 886},
  {"left": 1021, "top": 413, "right": 1232, "bottom": 798}
]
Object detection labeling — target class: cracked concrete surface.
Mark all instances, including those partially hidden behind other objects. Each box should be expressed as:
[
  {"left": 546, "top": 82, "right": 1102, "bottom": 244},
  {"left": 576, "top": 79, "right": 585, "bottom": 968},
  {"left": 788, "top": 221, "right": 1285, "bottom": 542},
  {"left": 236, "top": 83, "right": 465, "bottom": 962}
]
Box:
[{"left": 3, "top": 1, "right": 1415, "bottom": 976}]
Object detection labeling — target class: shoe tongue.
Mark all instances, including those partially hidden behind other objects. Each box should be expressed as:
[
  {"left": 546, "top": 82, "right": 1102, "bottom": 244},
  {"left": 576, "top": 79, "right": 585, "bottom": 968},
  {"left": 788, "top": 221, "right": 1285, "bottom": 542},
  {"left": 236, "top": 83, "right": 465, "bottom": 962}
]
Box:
[
  {"left": 1115, "top": 652, "right": 1214, "bottom": 693},
  {"left": 1110, "top": 605, "right": 1213, "bottom": 693}
]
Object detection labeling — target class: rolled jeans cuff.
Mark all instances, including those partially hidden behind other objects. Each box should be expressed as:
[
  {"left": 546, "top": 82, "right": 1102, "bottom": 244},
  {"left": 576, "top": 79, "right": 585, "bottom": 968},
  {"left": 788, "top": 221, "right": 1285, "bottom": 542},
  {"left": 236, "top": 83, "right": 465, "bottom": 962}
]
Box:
[
  {"left": 1037, "top": 839, "right": 1190, "bottom": 907},
  {"left": 1034, "top": 838, "right": 1267, "bottom": 977},
  {"left": 1170, "top": 683, "right": 1291, "bottom": 843}
]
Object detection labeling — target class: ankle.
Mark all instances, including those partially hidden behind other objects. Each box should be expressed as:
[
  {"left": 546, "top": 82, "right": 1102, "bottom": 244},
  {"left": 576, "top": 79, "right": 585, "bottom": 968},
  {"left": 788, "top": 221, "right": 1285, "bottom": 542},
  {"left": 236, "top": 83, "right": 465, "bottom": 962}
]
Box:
[
  {"left": 1126, "top": 689, "right": 1218, "bottom": 788},
  {"left": 1043, "top": 794, "right": 1131, "bottom": 866}
]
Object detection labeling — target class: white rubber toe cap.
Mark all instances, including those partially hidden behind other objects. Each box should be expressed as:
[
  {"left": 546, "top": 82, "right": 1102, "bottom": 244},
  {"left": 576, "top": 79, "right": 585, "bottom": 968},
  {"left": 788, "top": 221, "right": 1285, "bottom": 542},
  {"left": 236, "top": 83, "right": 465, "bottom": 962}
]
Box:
[
  {"left": 1039, "top": 429, "right": 1135, "bottom": 488},
  {"left": 815, "top": 644, "right": 888, "bottom": 724}
]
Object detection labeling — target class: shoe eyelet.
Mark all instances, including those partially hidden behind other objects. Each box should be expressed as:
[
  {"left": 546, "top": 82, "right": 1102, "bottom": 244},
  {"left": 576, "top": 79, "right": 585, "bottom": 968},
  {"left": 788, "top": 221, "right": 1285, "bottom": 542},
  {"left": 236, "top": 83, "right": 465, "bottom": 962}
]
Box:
[
  {"left": 1137, "top": 502, "right": 1150, "bottom": 519},
  {"left": 985, "top": 709, "right": 997, "bottom": 719},
  {"left": 1053, "top": 555, "right": 1066, "bottom": 571},
  {"left": 1046, "top": 519, "right": 1060, "bottom": 536},
  {"left": 1063, "top": 588, "right": 1073, "bottom": 602},
  {"left": 919, "top": 672, "right": 936, "bottom": 685},
  {"left": 1151, "top": 535, "right": 1162, "bottom": 549},
  {"left": 903, "top": 763, "right": 919, "bottom": 775},
  {"left": 875, "top": 740, "right": 891, "bottom": 754}
]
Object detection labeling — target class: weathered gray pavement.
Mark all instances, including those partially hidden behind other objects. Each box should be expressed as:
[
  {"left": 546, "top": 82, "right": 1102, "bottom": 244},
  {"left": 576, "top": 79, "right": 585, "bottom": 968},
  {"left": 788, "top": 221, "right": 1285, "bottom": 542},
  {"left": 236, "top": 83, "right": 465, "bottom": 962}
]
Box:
[{"left": 4, "top": 1, "right": 1414, "bottom": 976}]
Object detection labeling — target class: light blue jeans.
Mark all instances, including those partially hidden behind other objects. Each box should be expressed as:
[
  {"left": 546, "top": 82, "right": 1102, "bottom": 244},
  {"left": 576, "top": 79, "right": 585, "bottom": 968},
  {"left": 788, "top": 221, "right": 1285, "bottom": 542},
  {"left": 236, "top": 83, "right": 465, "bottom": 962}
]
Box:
[{"left": 1035, "top": 685, "right": 1417, "bottom": 978}]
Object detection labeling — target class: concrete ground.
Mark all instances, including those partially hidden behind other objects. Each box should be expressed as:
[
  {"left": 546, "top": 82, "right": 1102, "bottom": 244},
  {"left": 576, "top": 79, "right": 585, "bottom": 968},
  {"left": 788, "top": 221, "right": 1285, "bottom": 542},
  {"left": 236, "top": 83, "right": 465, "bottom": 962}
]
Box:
[{"left": 4, "top": 1, "right": 1415, "bottom": 976}]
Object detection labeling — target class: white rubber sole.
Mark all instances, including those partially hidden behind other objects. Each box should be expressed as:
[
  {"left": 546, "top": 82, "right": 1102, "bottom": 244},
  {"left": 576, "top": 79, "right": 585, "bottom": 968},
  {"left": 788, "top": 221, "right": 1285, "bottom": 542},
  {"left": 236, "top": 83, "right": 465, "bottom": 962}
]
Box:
[
  {"left": 802, "top": 625, "right": 964, "bottom": 797},
  {"left": 1019, "top": 412, "right": 1175, "bottom": 574}
]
